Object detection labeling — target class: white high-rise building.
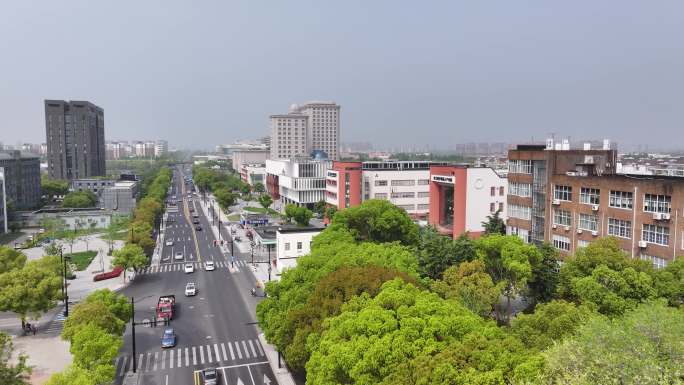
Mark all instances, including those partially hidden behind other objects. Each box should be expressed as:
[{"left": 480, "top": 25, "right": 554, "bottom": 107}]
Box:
[
  {"left": 154, "top": 140, "right": 168, "bottom": 157},
  {"left": 270, "top": 101, "right": 341, "bottom": 160}
]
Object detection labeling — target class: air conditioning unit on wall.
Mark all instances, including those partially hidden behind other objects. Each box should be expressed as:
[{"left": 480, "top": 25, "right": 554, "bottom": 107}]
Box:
[
  {"left": 638, "top": 240, "right": 648, "bottom": 248},
  {"left": 591, "top": 205, "right": 599, "bottom": 211}
]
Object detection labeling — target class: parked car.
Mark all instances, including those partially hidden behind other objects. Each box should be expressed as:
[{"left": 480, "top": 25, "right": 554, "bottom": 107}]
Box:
[
  {"left": 201, "top": 368, "right": 219, "bottom": 385},
  {"left": 185, "top": 282, "right": 197, "bottom": 296},
  {"left": 161, "top": 328, "right": 177, "bottom": 348},
  {"left": 204, "top": 261, "right": 215, "bottom": 271},
  {"left": 165, "top": 240, "right": 174, "bottom": 246},
  {"left": 184, "top": 263, "right": 194, "bottom": 273}
]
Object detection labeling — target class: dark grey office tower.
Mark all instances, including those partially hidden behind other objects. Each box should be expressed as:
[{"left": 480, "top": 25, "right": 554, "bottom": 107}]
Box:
[
  {"left": 45, "top": 100, "right": 105, "bottom": 180},
  {"left": 0, "top": 151, "right": 41, "bottom": 210}
]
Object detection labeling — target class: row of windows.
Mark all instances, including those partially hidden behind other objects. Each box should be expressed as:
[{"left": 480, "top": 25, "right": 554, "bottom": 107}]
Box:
[
  {"left": 490, "top": 202, "right": 504, "bottom": 213},
  {"left": 508, "top": 204, "right": 531, "bottom": 220},
  {"left": 373, "top": 179, "right": 424, "bottom": 187},
  {"left": 509, "top": 182, "right": 531, "bottom": 197},
  {"left": 554, "top": 186, "right": 673, "bottom": 214},
  {"left": 490, "top": 186, "right": 505, "bottom": 196},
  {"left": 508, "top": 160, "right": 533, "bottom": 174}
]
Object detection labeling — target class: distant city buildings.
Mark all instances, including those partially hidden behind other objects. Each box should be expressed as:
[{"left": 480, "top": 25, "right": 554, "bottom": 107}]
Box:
[
  {"left": 0, "top": 150, "right": 41, "bottom": 210},
  {"left": 0, "top": 167, "right": 6, "bottom": 233},
  {"left": 105, "top": 140, "right": 170, "bottom": 159},
  {"left": 270, "top": 101, "right": 340, "bottom": 160},
  {"left": 45, "top": 100, "right": 106, "bottom": 180}
]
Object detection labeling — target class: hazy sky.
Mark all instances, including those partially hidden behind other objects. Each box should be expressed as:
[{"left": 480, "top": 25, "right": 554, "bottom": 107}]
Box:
[{"left": 1, "top": 1, "right": 683, "bottom": 151}]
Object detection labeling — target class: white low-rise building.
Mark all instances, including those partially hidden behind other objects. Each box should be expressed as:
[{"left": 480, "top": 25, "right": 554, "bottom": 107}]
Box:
[
  {"left": 265, "top": 158, "right": 331, "bottom": 209},
  {"left": 275, "top": 225, "right": 323, "bottom": 273}
]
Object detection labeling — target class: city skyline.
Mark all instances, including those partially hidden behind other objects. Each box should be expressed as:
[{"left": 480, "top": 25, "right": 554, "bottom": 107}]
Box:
[{"left": 2, "top": 1, "right": 684, "bottom": 150}]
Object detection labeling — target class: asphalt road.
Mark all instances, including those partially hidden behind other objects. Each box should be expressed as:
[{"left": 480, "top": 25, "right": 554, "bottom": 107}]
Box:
[{"left": 113, "top": 166, "right": 277, "bottom": 385}]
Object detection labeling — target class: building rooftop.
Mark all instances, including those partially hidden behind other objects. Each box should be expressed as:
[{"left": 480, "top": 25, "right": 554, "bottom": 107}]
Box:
[{"left": 0, "top": 151, "right": 39, "bottom": 160}]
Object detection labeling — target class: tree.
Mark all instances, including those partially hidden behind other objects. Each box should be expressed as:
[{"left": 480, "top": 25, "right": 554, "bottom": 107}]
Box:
[
  {"left": 214, "top": 188, "right": 236, "bottom": 210},
  {"left": 0, "top": 247, "right": 27, "bottom": 274},
  {"left": 526, "top": 242, "right": 559, "bottom": 306},
  {"left": 652, "top": 259, "right": 684, "bottom": 307},
  {"left": 0, "top": 332, "right": 31, "bottom": 385},
  {"left": 253, "top": 182, "right": 265, "bottom": 193},
  {"left": 62, "top": 191, "right": 97, "bottom": 208},
  {"left": 61, "top": 301, "right": 126, "bottom": 341},
  {"left": 41, "top": 179, "right": 69, "bottom": 204},
  {"left": 258, "top": 194, "right": 273, "bottom": 210},
  {"left": 331, "top": 199, "right": 419, "bottom": 245},
  {"left": 416, "top": 227, "right": 476, "bottom": 280},
  {"left": 293, "top": 206, "right": 312, "bottom": 226},
  {"left": 481, "top": 209, "right": 506, "bottom": 235},
  {"left": 475, "top": 235, "right": 542, "bottom": 324},
  {"left": 511, "top": 300, "right": 593, "bottom": 351},
  {"left": 0, "top": 257, "right": 63, "bottom": 326},
  {"left": 324, "top": 206, "right": 337, "bottom": 221},
  {"left": 284, "top": 204, "right": 298, "bottom": 223},
  {"left": 541, "top": 300, "right": 684, "bottom": 385},
  {"left": 111, "top": 244, "right": 148, "bottom": 281},
  {"left": 45, "top": 365, "right": 97, "bottom": 385},
  {"left": 70, "top": 323, "right": 121, "bottom": 375},
  {"left": 313, "top": 200, "right": 326, "bottom": 216},
  {"left": 82, "top": 289, "right": 131, "bottom": 323},
  {"left": 431, "top": 259, "right": 503, "bottom": 317}
]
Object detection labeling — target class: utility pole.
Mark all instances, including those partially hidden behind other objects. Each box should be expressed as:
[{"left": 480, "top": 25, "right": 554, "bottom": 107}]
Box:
[
  {"left": 131, "top": 297, "right": 136, "bottom": 373},
  {"left": 63, "top": 255, "right": 70, "bottom": 316}
]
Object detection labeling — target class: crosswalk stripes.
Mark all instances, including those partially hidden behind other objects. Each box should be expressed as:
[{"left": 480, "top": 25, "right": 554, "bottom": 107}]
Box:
[
  {"left": 138, "top": 260, "right": 251, "bottom": 275},
  {"left": 43, "top": 309, "right": 67, "bottom": 335},
  {"left": 115, "top": 338, "right": 266, "bottom": 376}
]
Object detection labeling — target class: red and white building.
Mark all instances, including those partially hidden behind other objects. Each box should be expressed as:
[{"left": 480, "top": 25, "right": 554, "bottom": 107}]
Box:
[{"left": 428, "top": 165, "right": 508, "bottom": 238}]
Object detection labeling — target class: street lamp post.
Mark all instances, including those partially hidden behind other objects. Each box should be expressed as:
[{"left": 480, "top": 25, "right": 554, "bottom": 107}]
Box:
[
  {"left": 59, "top": 249, "right": 65, "bottom": 301},
  {"left": 63, "top": 255, "right": 70, "bottom": 317}
]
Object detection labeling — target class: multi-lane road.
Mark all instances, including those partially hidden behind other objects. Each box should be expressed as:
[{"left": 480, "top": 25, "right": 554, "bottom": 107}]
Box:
[{"left": 113, "top": 165, "right": 277, "bottom": 385}]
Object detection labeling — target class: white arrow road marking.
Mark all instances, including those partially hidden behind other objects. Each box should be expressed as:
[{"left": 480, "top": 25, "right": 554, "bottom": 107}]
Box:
[{"left": 263, "top": 374, "right": 272, "bottom": 385}]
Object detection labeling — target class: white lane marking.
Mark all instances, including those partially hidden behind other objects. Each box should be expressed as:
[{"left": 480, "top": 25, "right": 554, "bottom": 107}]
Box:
[
  {"left": 242, "top": 340, "right": 250, "bottom": 358},
  {"left": 185, "top": 347, "right": 189, "bottom": 367},
  {"left": 169, "top": 349, "right": 174, "bottom": 369},
  {"left": 177, "top": 348, "right": 181, "bottom": 367},
  {"left": 145, "top": 352, "right": 152, "bottom": 371},
  {"left": 221, "top": 343, "right": 228, "bottom": 361},
  {"left": 199, "top": 345, "right": 205, "bottom": 364},
  {"left": 137, "top": 354, "right": 144, "bottom": 372},
  {"left": 206, "top": 344, "right": 213, "bottom": 362},
  {"left": 214, "top": 343, "right": 221, "bottom": 362},
  {"left": 117, "top": 356, "right": 127, "bottom": 376},
  {"left": 153, "top": 352, "right": 159, "bottom": 371},
  {"left": 228, "top": 341, "right": 235, "bottom": 360},
  {"left": 248, "top": 340, "right": 257, "bottom": 357},
  {"left": 255, "top": 340, "right": 265, "bottom": 356},
  {"left": 161, "top": 350, "right": 166, "bottom": 369},
  {"left": 192, "top": 346, "right": 197, "bottom": 365},
  {"left": 248, "top": 365, "right": 256, "bottom": 385},
  {"left": 235, "top": 341, "right": 242, "bottom": 359}
]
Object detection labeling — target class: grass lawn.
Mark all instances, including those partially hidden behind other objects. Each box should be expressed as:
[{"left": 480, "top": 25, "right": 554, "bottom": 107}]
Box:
[
  {"left": 243, "top": 206, "right": 279, "bottom": 215},
  {"left": 226, "top": 213, "right": 241, "bottom": 221},
  {"left": 67, "top": 250, "right": 98, "bottom": 271}
]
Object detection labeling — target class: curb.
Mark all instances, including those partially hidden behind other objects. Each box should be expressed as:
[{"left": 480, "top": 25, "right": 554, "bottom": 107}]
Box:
[{"left": 258, "top": 333, "right": 296, "bottom": 385}]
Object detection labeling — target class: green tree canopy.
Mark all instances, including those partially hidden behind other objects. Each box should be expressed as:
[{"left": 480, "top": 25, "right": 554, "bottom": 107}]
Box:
[
  {"left": 511, "top": 299, "right": 593, "bottom": 351},
  {"left": 41, "top": 179, "right": 69, "bottom": 202},
  {"left": 82, "top": 289, "right": 131, "bottom": 323},
  {"left": 331, "top": 199, "right": 419, "bottom": 245},
  {"left": 62, "top": 191, "right": 97, "bottom": 208},
  {"left": 111, "top": 244, "right": 148, "bottom": 280},
  {"left": 69, "top": 323, "right": 121, "bottom": 375},
  {"left": 313, "top": 200, "right": 326, "bottom": 216},
  {"left": 431, "top": 259, "right": 503, "bottom": 318},
  {"left": 0, "top": 332, "right": 31, "bottom": 385},
  {"left": 258, "top": 194, "right": 273, "bottom": 210},
  {"left": 253, "top": 182, "right": 265, "bottom": 193},
  {"left": 293, "top": 206, "right": 312, "bottom": 226},
  {"left": 652, "top": 258, "right": 684, "bottom": 307},
  {"left": 481, "top": 209, "right": 506, "bottom": 235},
  {"left": 45, "top": 365, "right": 97, "bottom": 385},
  {"left": 540, "top": 300, "right": 684, "bottom": 385},
  {"left": 61, "top": 301, "right": 126, "bottom": 341},
  {"left": 0, "top": 247, "right": 27, "bottom": 274},
  {"left": 214, "top": 188, "right": 236, "bottom": 210},
  {"left": 416, "top": 227, "right": 476, "bottom": 280},
  {"left": 0, "top": 257, "right": 63, "bottom": 323},
  {"left": 526, "top": 242, "right": 560, "bottom": 306}
]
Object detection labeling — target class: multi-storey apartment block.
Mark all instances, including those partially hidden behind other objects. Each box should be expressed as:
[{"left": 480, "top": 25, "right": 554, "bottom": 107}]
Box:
[
  {"left": 270, "top": 101, "right": 340, "bottom": 160},
  {"left": 506, "top": 139, "right": 684, "bottom": 268}
]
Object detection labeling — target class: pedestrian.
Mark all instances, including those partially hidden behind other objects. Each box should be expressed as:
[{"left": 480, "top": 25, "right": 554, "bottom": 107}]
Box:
[{"left": 31, "top": 323, "right": 37, "bottom": 335}]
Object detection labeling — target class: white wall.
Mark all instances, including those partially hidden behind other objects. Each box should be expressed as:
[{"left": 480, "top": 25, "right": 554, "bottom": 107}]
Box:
[
  {"left": 465, "top": 168, "right": 507, "bottom": 232},
  {"left": 362, "top": 169, "right": 430, "bottom": 214},
  {"left": 276, "top": 229, "right": 322, "bottom": 273}
]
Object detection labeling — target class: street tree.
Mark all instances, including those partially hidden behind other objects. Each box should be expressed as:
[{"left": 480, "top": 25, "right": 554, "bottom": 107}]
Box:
[
  {"left": 258, "top": 194, "right": 273, "bottom": 210},
  {"left": 416, "top": 227, "right": 476, "bottom": 280},
  {"left": 62, "top": 191, "right": 97, "bottom": 208},
  {"left": 541, "top": 300, "right": 684, "bottom": 385},
  {"left": 111, "top": 243, "right": 148, "bottom": 281},
  {"left": 431, "top": 259, "right": 503, "bottom": 318},
  {"left": 253, "top": 182, "right": 265, "bottom": 193},
  {"left": 41, "top": 178, "right": 69, "bottom": 204},
  {"left": 0, "top": 247, "right": 27, "bottom": 274},
  {"left": 526, "top": 242, "right": 560, "bottom": 306},
  {"left": 313, "top": 200, "right": 326, "bottom": 216},
  {"left": 0, "top": 257, "right": 63, "bottom": 327},
  {"left": 61, "top": 301, "right": 126, "bottom": 341},
  {"left": 214, "top": 188, "right": 236, "bottom": 210},
  {"left": 324, "top": 206, "right": 337, "bottom": 221},
  {"left": 0, "top": 332, "right": 31, "bottom": 385},
  {"left": 45, "top": 365, "right": 97, "bottom": 385},
  {"left": 82, "top": 289, "right": 132, "bottom": 323},
  {"left": 293, "top": 206, "right": 313, "bottom": 226},
  {"left": 652, "top": 259, "right": 684, "bottom": 307},
  {"left": 70, "top": 323, "right": 121, "bottom": 376},
  {"left": 284, "top": 204, "right": 298, "bottom": 223},
  {"left": 511, "top": 299, "right": 593, "bottom": 351},
  {"left": 481, "top": 209, "right": 506, "bottom": 235},
  {"left": 331, "top": 199, "right": 419, "bottom": 245}
]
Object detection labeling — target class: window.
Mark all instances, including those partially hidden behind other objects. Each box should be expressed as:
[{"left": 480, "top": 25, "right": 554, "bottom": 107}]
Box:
[
  {"left": 490, "top": 187, "right": 496, "bottom": 196},
  {"left": 577, "top": 239, "right": 591, "bottom": 248},
  {"left": 490, "top": 202, "right": 495, "bottom": 212},
  {"left": 374, "top": 193, "right": 388, "bottom": 199},
  {"left": 553, "top": 235, "right": 571, "bottom": 251},
  {"left": 607, "top": 218, "right": 632, "bottom": 239},
  {"left": 507, "top": 226, "right": 530, "bottom": 243},
  {"left": 579, "top": 213, "right": 599, "bottom": 232},
  {"left": 390, "top": 191, "right": 415, "bottom": 199},
  {"left": 609, "top": 190, "right": 633, "bottom": 209},
  {"left": 391, "top": 180, "right": 416, "bottom": 187},
  {"left": 508, "top": 204, "right": 531, "bottom": 220},
  {"left": 580, "top": 187, "right": 600, "bottom": 205},
  {"left": 644, "top": 194, "right": 672, "bottom": 213},
  {"left": 499, "top": 186, "right": 505, "bottom": 196},
  {"left": 553, "top": 210, "right": 572, "bottom": 227},
  {"left": 417, "top": 191, "right": 430, "bottom": 198},
  {"left": 640, "top": 254, "right": 668, "bottom": 269},
  {"left": 284, "top": 242, "right": 290, "bottom": 251},
  {"left": 417, "top": 204, "right": 430, "bottom": 210},
  {"left": 417, "top": 179, "right": 430, "bottom": 185},
  {"left": 374, "top": 180, "right": 387, "bottom": 187},
  {"left": 499, "top": 202, "right": 504, "bottom": 212},
  {"left": 554, "top": 185, "right": 572, "bottom": 201},
  {"left": 642, "top": 224, "right": 669, "bottom": 246},
  {"left": 508, "top": 159, "right": 532, "bottom": 174},
  {"left": 297, "top": 242, "right": 302, "bottom": 251},
  {"left": 509, "top": 182, "right": 531, "bottom": 197},
  {"left": 397, "top": 204, "right": 415, "bottom": 211}
]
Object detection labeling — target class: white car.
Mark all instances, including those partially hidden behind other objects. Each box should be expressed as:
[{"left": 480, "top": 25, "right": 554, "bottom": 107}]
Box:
[
  {"left": 185, "top": 282, "right": 197, "bottom": 296},
  {"left": 204, "top": 261, "right": 215, "bottom": 271},
  {"left": 184, "top": 263, "right": 194, "bottom": 273},
  {"left": 174, "top": 252, "right": 183, "bottom": 261},
  {"left": 165, "top": 240, "right": 174, "bottom": 246}
]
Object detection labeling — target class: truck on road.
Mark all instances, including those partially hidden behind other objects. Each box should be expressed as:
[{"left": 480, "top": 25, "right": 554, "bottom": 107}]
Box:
[{"left": 156, "top": 295, "right": 176, "bottom": 321}]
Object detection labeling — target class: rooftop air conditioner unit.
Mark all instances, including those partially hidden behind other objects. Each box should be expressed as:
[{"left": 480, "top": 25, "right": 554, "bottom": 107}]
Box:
[
  {"left": 552, "top": 199, "right": 561, "bottom": 206},
  {"left": 591, "top": 205, "right": 599, "bottom": 211},
  {"left": 591, "top": 230, "right": 598, "bottom": 236},
  {"left": 638, "top": 240, "right": 648, "bottom": 248},
  {"left": 577, "top": 229, "right": 583, "bottom": 234}
]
